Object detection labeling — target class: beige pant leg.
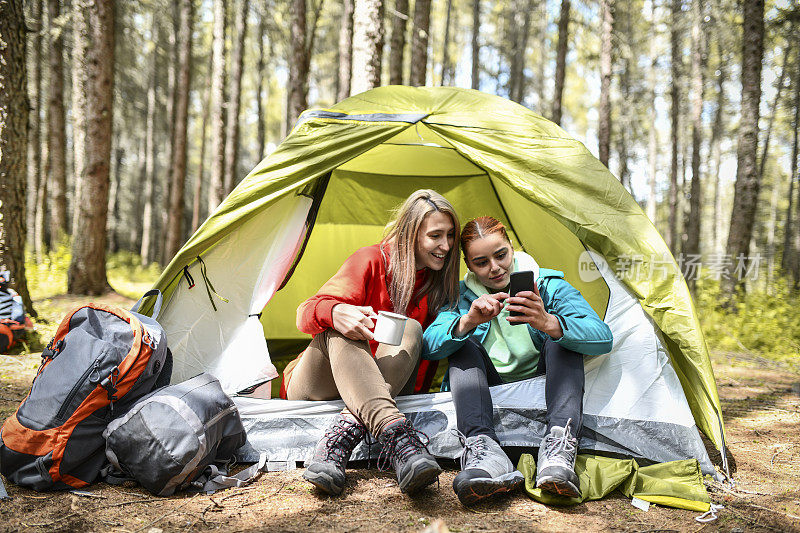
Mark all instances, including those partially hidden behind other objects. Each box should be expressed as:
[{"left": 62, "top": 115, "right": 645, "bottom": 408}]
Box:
[
  {"left": 285, "top": 328, "right": 415, "bottom": 436},
  {"left": 374, "top": 319, "right": 422, "bottom": 397}
]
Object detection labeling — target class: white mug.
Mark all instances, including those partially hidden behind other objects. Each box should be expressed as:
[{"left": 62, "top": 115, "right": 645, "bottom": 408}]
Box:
[{"left": 371, "top": 311, "right": 408, "bottom": 346}]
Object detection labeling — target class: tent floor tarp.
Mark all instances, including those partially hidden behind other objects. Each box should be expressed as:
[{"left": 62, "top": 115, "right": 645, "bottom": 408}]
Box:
[{"left": 233, "top": 376, "right": 715, "bottom": 476}]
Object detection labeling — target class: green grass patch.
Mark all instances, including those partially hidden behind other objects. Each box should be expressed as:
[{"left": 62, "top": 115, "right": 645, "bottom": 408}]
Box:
[{"left": 695, "top": 277, "right": 800, "bottom": 370}]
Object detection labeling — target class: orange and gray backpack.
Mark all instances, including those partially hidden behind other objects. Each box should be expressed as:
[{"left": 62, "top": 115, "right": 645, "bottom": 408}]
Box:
[{"left": 0, "top": 290, "right": 171, "bottom": 490}]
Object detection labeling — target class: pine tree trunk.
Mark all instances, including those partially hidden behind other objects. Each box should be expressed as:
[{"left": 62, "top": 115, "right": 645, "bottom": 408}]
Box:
[
  {"left": 108, "top": 142, "right": 122, "bottom": 253},
  {"left": 509, "top": 0, "right": 532, "bottom": 103},
  {"left": 646, "top": 0, "right": 658, "bottom": 223},
  {"left": 723, "top": 0, "right": 765, "bottom": 299},
  {"left": 71, "top": 0, "right": 88, "bottom": 240},
  {"left": 667, "top": 0, "right": 682, "bottom": 254},
  {"left": 140, "top": 19, "right": 159, "bottom": 266},
  {"left": 441, "top": 0, "right": 453, "bottom": 85},
  {"left": 338, "top": 0, "right": 356, "bottom": 97},
  {"left": 784, "top": 47, "right": 800, "bottom": 283},
  {"left": 165, "top": 0, "right": 193, "bottom": 261},
  {"left": 208, "top": 0, "right": 227, "bottom": 213},
  {"left": 471, "top": 0, "right": 480, "bottom": 90},
  {"left": 34, "top": 0, "right": 50, "bottom": 258},
  {"left": 598, "top": 0, "right": 613, "bottom": 167},
  {"left": 129, "top": 133, "right": 145, "bottom": 251},
  {"left": 388, "top": 0, "right": 406, "bottom": 86},
  {"left": 192, "top": 50, "right": 214, "bottom": 234},
  {"left": 223, "top": 0, "right": 247, "bottom": 196},
  {"left": 287, "top": 0, "right": 309, "bottom": 125},
  {"left": 256, "top": 12, "right": 267, "bottom": 157},
  {"left": 68, "top": 0, "right": 114, "bottom": 295},
  {"left": 709, "top": 38, "right": 728, "bottom": 255},
  {"left": 408, "top": 0, "right": 430, "bottom": 86},
  {"left": 351, "top": 0, "right": 384, "bottom": 94},
  {"left": 0, "top": 0, "right": 36, "bottom": 316},
  {"left": 684, "top": 0, "right": 706, "bottom": 288},
  {"left": 551, "top": 0, "right": 570, "bottom": 125},
  {"left": 47, "top": 0, "right": 67, "bottom": 244},
  {"left": 25, "top": 0, "right": 42, "bottom": 253}
]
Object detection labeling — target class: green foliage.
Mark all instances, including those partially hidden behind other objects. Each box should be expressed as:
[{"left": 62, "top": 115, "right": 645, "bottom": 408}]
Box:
[
  {"left": 695, "top": 276, "right": 800, "bottom": 370},
  {"left": 25, "top": 243, "right": 162, "bottom": 302}
]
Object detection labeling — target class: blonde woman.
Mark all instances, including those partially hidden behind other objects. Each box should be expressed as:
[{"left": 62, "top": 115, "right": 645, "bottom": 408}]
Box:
[{"left": 281, "top": 190, "right": 461, "bottom": 497}]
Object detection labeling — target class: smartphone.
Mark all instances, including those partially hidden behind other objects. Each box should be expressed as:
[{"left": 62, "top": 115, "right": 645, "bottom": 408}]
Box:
[{"left": 508, "top": 270, "right": 536, "bottom": 320}]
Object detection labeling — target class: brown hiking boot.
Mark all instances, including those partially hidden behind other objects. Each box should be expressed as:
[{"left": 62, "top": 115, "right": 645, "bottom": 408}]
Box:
[
  {"left": 303, "top": 413, "right": 367, "bottom": 496},
  {"left": 378, "top": 418, "right": 442, "bottom": 493}
]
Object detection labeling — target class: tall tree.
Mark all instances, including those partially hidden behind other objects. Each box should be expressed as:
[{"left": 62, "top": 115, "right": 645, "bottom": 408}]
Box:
[
  {"left": 256, "top": 10, "right": 269, "bottom": 159},
  {"left": 709, "top": 36, "right": 729, "bottom": 255},
  {"left": 351, "top": 0, "right": 384, "bottom": 94},
  {"left": 140, "top": 20, "right": 159, "bottom": 266},
  {"left": 646, "top": 0, "right": 659, "bottom": 223},
  {"left": 441, "top": 0, "right": 453, "bottom": 85},
  {"left": 598, "top": 0, "right": 613, "bottom": 167},
  {"left": 471, "top": 0, "right": 480, "bottom": 89},
  {"left": 784, "top": 37, "right": 800, "bottom": 283},
  {"left": 338, "top": 0, "right": 356, "bottom": 97},
  {"left": 388, "top": 0, "right": 407, "bottom": 86},
  {"left": 165, "top": 0, "right": 194, "bottom": 260},
  {"left": 193, "top": 49, "right": 214, "bottom": 233},
  {"left": 551, "top": 0, "right": 571, "bottom": 125},
  {"left": 666, "top": 0, "right": 682, "bottom": 254},
  {"left": 223, "top": 0, "right": 248, "bottom": 196},
  {"left": 509, "top": 0, "right": 533, "bottom": 103},
  {"left": 71, "top": 0, "right": 88, "bottom": 238},
  {"left": 208, "top": 0, "right": 227, "bottom": 214},
  {"left": 47, "top": 0, "right": 67, "bottom": 243},
  {"left": 0, "top": 0, "right": 36, "bottom": 315},
  {"left": 684, "top": 0, "right": 706, "bottom": 288},
  {"left": 25, "top": 0, "right": 42, "bottom": 252},
  {"left": 68, "top": 0, "right": 115, "bottom": 295},
  {"left": 33, "top": 0, "right": 48, "bottom": 259},
  {"left": 408, "top": 0, "right": 430, "bottom": 86},
  {"left": 287, "top": 0, "right": 308, "bottom": 125},
  {"left": 723, "top": 0, "right": 765, "bottom": 298}
]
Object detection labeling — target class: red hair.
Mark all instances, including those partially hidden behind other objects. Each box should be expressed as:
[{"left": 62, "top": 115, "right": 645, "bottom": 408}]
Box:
[{"left": 460, "top": 216, "right": 511, "bottom": 258}]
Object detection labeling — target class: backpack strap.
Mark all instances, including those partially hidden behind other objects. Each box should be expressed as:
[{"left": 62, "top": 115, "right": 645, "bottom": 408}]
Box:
[
  {"left": 192, "top": 453, "right": 269, "bottom": 495},
  {"left": 131, "top": 289, "right": 163, "bottom": 320}
]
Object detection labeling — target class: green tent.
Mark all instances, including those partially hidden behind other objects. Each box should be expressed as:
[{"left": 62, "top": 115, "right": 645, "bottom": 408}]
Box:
[{"left": 146, "top": 86, "right": 726, "bottom": 475}]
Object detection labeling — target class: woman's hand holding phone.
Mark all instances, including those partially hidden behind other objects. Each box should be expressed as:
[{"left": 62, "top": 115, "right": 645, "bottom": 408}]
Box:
[
  {"left": 505, "top": 282, "right": 563, "bottom": 338},
  {"left": 455, "top": 292, "right": 509, "bottom": 337},
  {"left": 331, "top": 303, "right": 376, "bottom": 341}
]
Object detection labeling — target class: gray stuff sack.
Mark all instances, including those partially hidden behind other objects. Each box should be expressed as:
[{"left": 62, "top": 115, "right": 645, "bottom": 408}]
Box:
[{"left": 102, "top": 373, "right": 249, "bottom": 496}]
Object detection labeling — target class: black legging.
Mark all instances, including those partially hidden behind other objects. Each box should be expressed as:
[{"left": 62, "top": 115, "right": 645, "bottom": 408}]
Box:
[{"left": 448, "top": 337, "right": 585, "bottom": 443}]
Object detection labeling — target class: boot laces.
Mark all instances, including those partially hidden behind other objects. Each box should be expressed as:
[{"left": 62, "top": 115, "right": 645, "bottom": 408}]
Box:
[
  {"left": 542, "top": 418, "right": 577, "bottom": 468},
  {"left": 378, "top": 422, "right": 431, "bottom": 471},
  {"left": 323, "top": 417, "right": 365, "bottom": 464},
  {"left": 454, "top": 430, "right": 488, "bottom": 471}
]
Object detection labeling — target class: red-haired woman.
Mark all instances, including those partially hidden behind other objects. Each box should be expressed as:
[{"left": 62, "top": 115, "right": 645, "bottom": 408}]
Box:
[
  {"left": 282, "top": 190, "right": 461, "bottom": 497},
  {"left": 422, "top": 216, "right": 613, "bottom": 505}
]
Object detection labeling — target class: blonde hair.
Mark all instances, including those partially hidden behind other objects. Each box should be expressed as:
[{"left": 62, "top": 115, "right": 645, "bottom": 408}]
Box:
[{"left": 382, "top": 190, "right": 461, "bottom": 315}]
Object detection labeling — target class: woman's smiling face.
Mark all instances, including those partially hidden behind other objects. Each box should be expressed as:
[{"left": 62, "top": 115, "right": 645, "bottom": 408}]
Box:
[
  {"left": 464, "top": 232, "right": 514, "bottom": 290},
  {"left": 414, "top": 211, "right": 456, "bottom": 271}
]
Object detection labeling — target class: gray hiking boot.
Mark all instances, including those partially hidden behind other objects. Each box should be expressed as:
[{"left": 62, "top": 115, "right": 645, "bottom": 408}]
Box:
[
  {"left": 303, "top": 413, "right": 367, "bottom": 496},
  {"left": 378, "top": 418, "right": 442, "bottom": 494},
  {"left": 535, "top": 419, "right": 581, "bottom": 498},
  {"left": 452, "top": 434, "right": 524, "bottom": 506}
]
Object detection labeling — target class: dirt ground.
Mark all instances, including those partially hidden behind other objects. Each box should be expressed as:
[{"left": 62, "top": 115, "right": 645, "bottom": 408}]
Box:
[{"left": 1, "top": 294, "right": 799, "bottom": 532}]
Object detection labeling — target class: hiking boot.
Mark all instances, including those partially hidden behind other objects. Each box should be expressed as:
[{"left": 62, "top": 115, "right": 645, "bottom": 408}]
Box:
[
  {"left": 452, "top": 433, "right": 524, "bottom": 506},
  {"left": 303, "top": 413, "right": 367, "bottom": 496},
  {"left": 535, "top": 419, "right": 581, "bottom": 498},
  {"left": 378, "top": 418, "right": 442, "bottom": 493}
]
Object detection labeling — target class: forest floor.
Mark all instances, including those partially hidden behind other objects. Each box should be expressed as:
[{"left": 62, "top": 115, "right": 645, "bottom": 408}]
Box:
[{"left": 1, "top": 293, "right": 800, "bottom": 532}]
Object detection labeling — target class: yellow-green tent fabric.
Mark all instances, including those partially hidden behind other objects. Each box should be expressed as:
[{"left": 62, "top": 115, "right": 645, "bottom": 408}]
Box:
[{"left": 144, "top": 86, "right": 726, "bottom": 474}]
